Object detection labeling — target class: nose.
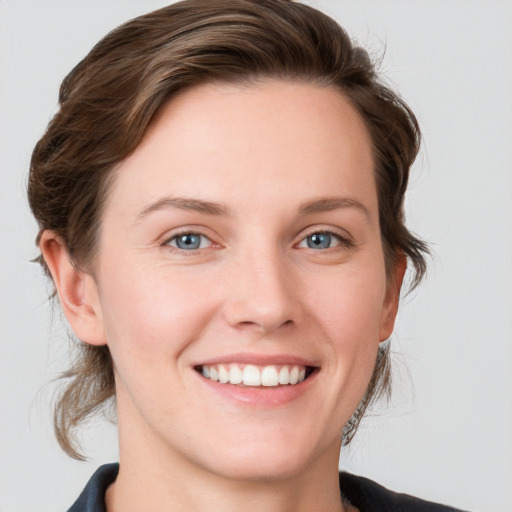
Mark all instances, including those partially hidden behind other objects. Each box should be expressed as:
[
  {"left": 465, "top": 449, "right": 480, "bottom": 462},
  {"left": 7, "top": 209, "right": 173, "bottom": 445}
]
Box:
[{"left": 222, "top": 248, "right": 301, "bottom": 334}]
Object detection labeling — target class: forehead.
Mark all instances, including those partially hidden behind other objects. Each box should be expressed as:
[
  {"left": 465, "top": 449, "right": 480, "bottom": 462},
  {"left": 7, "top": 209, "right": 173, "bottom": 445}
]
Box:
[{"left": 105, "top": 79, "right": 376, "bottom": 218}]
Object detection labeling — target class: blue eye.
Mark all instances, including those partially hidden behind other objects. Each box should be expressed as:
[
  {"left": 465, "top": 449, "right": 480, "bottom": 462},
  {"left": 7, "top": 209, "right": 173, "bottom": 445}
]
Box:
[
  {"left": 168, "top": 233, "right": 210, "bottom": 250},
  {"left": 299, "top": 232, "right": 343, "bottom": 250},
  {"left": 307, "top": 232, "right": 332, "bottom": 249}
]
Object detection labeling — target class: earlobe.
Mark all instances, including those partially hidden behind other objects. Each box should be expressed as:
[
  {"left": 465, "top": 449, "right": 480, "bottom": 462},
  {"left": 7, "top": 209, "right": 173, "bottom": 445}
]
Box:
[
  {"left": 39, "top": 231, "right": 106, "bottom": 346},
  {"left": 379, "top": 254, "right": 407, "bottom": 342}
]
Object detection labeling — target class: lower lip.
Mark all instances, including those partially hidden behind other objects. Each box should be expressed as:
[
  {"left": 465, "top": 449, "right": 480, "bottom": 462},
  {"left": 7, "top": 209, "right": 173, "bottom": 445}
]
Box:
[{"left": 195, "top": 370, "right": 318, "bottom": 407}]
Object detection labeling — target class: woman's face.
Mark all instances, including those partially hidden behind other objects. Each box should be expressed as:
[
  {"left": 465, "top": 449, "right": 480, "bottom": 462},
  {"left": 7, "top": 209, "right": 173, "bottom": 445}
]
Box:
[{"left": 87, "top": 80, "right": 402, "bottom": 480}]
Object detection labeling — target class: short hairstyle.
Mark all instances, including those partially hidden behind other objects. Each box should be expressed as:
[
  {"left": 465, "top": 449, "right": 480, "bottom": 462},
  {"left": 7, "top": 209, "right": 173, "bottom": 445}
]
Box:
[{"left": 28, "top": 0, "right": 428, "bottom": 460}]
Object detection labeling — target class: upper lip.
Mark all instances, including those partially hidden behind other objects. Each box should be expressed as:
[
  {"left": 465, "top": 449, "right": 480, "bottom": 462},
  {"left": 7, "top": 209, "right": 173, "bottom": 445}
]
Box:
[{"left": 193, "top": 353, "right": 320, "bottom": 368}]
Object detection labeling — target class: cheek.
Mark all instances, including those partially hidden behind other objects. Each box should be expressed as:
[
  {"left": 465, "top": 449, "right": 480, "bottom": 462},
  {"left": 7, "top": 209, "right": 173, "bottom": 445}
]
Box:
[
  {"left": 312, "top": 264, "right": 388, "bottom": 341},
  {"left": 309, "top": 265, "right": 387, "bottom": 388},
  {"left": 97, "top": 262, "right": 219, "bottom": 364}
]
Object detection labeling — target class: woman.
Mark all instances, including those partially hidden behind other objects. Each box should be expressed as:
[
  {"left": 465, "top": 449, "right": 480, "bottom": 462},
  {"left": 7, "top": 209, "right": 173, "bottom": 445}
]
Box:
[{"left": 28, "top": 1, "right": 466, "bottom": 510}]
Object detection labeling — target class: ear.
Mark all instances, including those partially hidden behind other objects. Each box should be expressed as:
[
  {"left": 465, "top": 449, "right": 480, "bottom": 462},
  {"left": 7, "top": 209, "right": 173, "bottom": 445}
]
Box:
[
  {"left": 39, "top": 231, "right": 106, "bottom": 346},
  {"left": 379, "top": 253, "right": 407, "bottom": 342}
]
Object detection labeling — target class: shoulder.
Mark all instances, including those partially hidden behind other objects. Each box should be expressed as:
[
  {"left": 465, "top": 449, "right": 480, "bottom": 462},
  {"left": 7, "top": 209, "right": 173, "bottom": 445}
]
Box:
[
  {"left": 67, "top": 463, "right": 119, "bottom": 512},
  {"left": 339, "top": 472, "right": 470, "bottom": 512}
]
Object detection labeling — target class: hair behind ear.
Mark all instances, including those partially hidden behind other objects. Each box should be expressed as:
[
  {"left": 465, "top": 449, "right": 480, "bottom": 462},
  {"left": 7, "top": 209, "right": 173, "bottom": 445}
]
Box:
[{"left": 53, "top": 343, "right": 115, "bottom": 461}]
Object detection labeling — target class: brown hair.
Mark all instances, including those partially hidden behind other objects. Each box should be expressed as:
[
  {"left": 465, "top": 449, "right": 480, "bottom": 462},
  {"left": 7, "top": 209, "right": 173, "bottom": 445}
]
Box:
[{"left": 28, "top": 0, "right": 428, "bottom": 460}]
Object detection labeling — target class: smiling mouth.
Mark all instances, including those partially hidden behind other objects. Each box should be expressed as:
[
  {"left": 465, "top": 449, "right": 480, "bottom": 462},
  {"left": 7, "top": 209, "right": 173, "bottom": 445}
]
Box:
[{"left": 195, "top": 363, "right": 317, "bottom": 387}]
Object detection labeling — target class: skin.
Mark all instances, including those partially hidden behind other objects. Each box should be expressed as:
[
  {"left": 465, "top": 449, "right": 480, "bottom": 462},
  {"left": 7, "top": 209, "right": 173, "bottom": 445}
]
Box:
[{"left": 41, "top": 80, "right": 405, "bottom": 512}]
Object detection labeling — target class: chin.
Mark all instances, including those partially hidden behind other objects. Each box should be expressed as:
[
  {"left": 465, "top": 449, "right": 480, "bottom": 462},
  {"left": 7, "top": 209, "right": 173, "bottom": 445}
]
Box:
[
  {"left": 191, "top": 430, "right": 335, "bottom": 483},
  {"left": 206, "top": 452, "right": 311, "bottom": 483}
]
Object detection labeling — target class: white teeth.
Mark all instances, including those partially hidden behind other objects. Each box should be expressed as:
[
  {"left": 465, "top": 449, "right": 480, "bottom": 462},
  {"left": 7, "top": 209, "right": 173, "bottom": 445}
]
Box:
[
  {"left": 200, "top": 363, "right": 310, "bottom": 387},
  {"left": 261, "top": 366, "right": 279, "bottom": 387},
  {"left": 229, "top": 365, "right": 243, "bottom": 384},
  {"left": 218, "top": 365, "right": 229, "bottom": 384},
  {"left": 289, "top": 366, "right": 299, "bottom": 385},
  {"left": 243, "top": 365, "right": 261, "bottom": 386},
  {"left": 278, "top": 366, "right": 290, "bottom": 385}
]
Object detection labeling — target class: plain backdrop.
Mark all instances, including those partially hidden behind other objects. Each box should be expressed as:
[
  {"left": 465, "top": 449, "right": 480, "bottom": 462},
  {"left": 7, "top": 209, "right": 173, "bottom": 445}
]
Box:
[{"left": 1, "top": 1, "right": 511, "bottom": 511}]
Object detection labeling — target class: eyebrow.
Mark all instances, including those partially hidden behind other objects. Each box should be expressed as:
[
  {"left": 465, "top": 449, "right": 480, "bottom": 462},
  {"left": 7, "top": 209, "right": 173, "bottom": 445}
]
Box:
[
  {"left": 136, "top": 196, "right": 230, "bottom": 221},
  {"left": 298, "top": 196, "right": 371, "bottom": 219},
  {"left": 135, "top": 195, "right": 370, "bottom": 221}
]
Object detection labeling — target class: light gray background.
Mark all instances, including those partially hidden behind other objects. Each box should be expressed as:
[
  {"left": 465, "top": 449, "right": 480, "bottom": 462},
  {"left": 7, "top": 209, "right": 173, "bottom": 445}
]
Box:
[{"left": 1, "top": 1, "right": 511, "bottom": 511}]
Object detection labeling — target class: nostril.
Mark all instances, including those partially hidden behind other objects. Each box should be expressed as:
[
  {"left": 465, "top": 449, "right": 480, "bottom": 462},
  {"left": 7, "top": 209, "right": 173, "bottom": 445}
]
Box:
[{"left": 235, "top": 318, "right": 294, "bottom": 332}]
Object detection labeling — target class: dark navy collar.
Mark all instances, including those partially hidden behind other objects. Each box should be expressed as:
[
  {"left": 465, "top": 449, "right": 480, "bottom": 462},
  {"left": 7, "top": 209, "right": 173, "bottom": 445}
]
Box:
[
  {"left": 67, "top": 463, "right": 118, "bottom": 512},
  {"left": 339, "top": 472, "right": 465, "bottom": 511}
]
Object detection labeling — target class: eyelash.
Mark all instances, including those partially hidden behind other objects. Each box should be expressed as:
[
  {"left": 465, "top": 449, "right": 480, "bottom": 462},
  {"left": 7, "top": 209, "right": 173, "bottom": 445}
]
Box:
[{"left": 161, "top": 228, "right": 353, "bottom": 254}]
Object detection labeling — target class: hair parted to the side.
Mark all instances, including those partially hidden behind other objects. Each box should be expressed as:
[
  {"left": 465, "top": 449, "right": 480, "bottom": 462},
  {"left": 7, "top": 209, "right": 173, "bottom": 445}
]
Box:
[{"left": 28, "top": 0, "right": 428, "bottom": 460}]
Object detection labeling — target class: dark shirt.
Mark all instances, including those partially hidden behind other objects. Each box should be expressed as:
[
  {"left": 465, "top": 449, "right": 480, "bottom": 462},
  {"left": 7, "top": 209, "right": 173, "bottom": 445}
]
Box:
[{"left": 67, "top": 463, "right": 468, "bottom": 511}]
